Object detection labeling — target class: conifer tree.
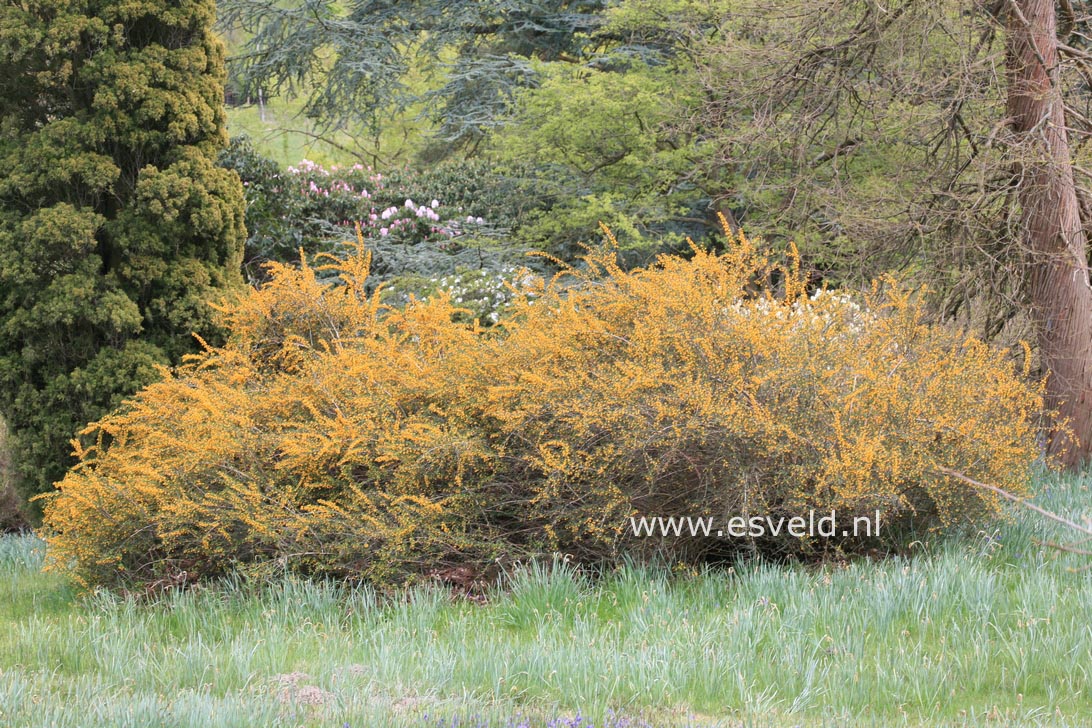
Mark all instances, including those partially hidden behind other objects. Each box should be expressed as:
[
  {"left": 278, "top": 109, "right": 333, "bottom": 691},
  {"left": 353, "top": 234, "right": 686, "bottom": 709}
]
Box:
[{"left": 0, "top": 0, "right": 246, "bottom": 504}]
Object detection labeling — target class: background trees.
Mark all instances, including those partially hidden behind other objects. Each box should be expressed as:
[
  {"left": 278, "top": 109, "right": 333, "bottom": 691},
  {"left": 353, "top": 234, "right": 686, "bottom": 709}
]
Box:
[
  {"left": 220, "top": 0, "right": 712, "bottom": 258},
  {"left": 220, "top": 0, "right": 1092, "bottom": 463},
  {"left": 219, "top": 0, "right": 611, "bottom": 153},
  {"left": 679, "top": 0, "right": 1092, "bottom": 463},
  {"left": 1005, "top": 0, "right": 1092, "bottom": 465},
  {"left": 0, "top": 0, "right": 246, "bottom": 504}
]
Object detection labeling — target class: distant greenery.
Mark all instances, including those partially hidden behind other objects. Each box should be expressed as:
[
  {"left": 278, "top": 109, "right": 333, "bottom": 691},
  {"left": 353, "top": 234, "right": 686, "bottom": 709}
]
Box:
[
  {"left": 218, "top": 136, "right": 551, "bottom": 291},
  {"left": 217, "top": 0, "right": 1092, "bottom": 311},
  {"left": 5, "top": 470, "right": 1092, "bottom": 727},
  {"left": 216, "top": 0, "right": 726, "bottom": 262},
  {"left": 218, "top": 0, "right": 611, "bottom": 151},
  {"left": 226, "top": 104, "right": 362, "bottom": 169},
  {"left": 223, "top": 91, "right": 435, "bottom": 169}
]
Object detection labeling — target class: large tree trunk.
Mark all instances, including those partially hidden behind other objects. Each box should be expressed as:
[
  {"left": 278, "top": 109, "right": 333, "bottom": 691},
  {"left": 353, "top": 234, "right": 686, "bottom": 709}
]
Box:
[{"left": 1006, "top": 0, "right": 1092, "bottom": 468}]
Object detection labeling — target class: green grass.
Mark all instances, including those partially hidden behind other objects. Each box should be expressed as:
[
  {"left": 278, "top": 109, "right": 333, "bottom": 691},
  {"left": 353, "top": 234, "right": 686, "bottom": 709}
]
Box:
[
  {"left": 223, "top": 91, "right": 433, "bottom": 169},
  {"left": 3, "top": 471, "right": 1092, "bottom": 727},
  {"left": 226, "top": 103, "right": 366, "bottom": 169}
]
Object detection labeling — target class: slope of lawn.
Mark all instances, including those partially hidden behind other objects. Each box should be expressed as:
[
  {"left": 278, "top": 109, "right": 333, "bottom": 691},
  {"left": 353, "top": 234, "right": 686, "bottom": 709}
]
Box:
[{"left": 2, "top": 470, "right": 1091, "bottom": 728}]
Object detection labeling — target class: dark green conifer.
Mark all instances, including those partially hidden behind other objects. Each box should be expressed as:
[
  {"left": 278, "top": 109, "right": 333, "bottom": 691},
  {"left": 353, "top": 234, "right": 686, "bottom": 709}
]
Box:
[{"left": 0, "top": 0, "right": 246, "bottom": 504}]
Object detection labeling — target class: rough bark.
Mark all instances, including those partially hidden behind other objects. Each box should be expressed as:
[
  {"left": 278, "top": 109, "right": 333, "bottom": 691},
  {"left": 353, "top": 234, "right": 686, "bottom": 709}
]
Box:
[{"left": 1007, "top": 0, "right": 1092, "bottom": 467}]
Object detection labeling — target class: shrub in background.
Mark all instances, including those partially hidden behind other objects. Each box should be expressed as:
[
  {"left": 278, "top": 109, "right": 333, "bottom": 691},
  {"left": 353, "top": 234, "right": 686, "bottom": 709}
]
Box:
[
  {"left": 41, "top": 226, "right": 1043, "bottom": 588},
  {"left": 0, "top": 0, "right": 246, "bottom": 506},
  {"left": 219, "top": 138, "right": 547, "bottom": 285},
  {"left": 383, "top": 266, "right": 541, "bottom": 325}
]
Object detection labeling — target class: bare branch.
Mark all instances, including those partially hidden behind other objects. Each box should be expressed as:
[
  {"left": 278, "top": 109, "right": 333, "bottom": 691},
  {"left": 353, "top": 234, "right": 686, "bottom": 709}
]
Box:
[
  {"left": 936, "top": 467, "right": 1092, "bottom": 537},
  {"left": 1058, "top": 0, "right": 1076, "bottom": 42}
]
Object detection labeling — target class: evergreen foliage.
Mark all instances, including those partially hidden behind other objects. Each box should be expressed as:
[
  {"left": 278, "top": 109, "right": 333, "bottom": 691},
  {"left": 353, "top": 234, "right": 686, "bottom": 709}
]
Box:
[
  {"left": 219, "top": 0, "right": 610, "bottom": 149},
  {"left": 215, "top": 0, "right": 732, "bottom": 264},
  {"left": 491, "top": 53, "right": 705, "bottom": 261},
  {"left": 0, "top": 0, "right": 246, "bottom": 504}
]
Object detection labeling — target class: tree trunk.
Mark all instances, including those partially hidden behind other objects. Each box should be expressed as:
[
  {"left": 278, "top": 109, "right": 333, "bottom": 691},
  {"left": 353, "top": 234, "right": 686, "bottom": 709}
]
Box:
[{"left": 1007, "top": 0, "right": 1092, "bottom": 468}]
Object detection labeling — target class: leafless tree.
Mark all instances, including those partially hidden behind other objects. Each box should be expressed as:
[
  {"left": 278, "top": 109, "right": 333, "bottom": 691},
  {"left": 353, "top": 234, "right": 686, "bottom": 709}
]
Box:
[{"left": 685, "top": 0, "right": 1092, "bottom": 467}]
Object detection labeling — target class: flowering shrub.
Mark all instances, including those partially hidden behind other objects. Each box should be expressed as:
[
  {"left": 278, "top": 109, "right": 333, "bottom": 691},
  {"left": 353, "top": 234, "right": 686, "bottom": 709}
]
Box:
[
  {"left": 41, "top": 224, "right": 1044, "bottom": 588},
  {"left": 284, "top": 159, "right": 471, "bottom": 245},
  {"left": 219, "top": 137, "right": 543, "bottom": 284}
]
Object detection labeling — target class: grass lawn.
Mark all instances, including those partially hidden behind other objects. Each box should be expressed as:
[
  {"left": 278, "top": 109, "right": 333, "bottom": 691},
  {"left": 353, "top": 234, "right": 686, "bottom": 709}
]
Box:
[
  {"left": 226, "top": 103, "right": 364, "bottom": 169},
  {"left": 2, "top": 470, "right": 1091, "bottom": 727},
  {"left": 224, "top": 99, "right": 430, "bottom": 169}
]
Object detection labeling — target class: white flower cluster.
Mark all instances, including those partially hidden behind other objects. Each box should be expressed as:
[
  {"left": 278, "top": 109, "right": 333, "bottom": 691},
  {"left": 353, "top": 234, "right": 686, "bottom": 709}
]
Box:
[
  {"left": 728, "top": 289, "right": 873, "bottom": 336},
  {"left": 405, "top": 199, "right": 440, "bottom": 222},
  {"left": 423, "top": 266, "right": 540, "bottom": 323},
  {"left": 287, "top": 159, "right": 329, "bottom": 176}
]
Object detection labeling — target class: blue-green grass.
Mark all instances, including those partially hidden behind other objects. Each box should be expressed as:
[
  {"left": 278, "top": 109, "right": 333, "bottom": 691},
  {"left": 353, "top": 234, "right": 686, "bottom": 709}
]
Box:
[{"left": 2, "top": 470, "right": 1091, "bottom": 727}]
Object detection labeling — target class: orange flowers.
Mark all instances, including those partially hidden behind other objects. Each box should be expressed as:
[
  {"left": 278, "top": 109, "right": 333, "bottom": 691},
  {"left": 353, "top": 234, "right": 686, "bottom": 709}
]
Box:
[{"left": 41, "top": 226, "right": 1044, "bottom": 587}]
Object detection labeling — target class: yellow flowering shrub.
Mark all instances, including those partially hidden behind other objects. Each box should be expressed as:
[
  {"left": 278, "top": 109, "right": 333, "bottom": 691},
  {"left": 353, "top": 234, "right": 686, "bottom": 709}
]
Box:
[{"left": 41, "top": 226, "right": 1044, "bottom": 587}]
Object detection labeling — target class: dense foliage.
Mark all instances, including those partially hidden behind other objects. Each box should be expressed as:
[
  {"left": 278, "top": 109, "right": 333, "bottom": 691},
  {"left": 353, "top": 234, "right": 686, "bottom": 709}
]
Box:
[
  {"left": 41, "top": 226, "right": 1042, "bottom": 588},
  {"left": 219, "top": 0, "right": 1092, "bottom": 318},
  {"left": 219, "top": 0, "right": 610, "bottom": 149},
  {"left": 218, "top": 0, "right": 720, "bottom": 261},
  {"left": 220, "top": 137, "right": 547, "bottom": 282},
  {"left": 0, "top": 0, "right": 246, "bottom": 505},
  {"left": 491, "top": 51, "right": 707, "bottom": 261},
  {"left": 220, "top": 137, "right": 560, "bottom": 325}
]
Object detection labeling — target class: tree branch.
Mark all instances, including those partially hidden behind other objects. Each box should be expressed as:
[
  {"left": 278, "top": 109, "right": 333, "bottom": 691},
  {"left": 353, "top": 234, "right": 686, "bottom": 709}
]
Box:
[{"left": 935, "top": 467, "right": 1092, "bottom": 537}]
